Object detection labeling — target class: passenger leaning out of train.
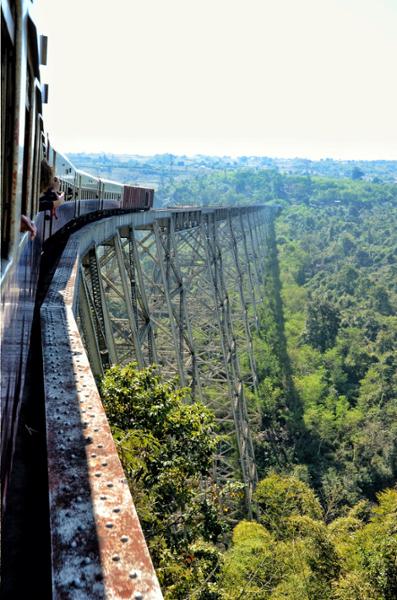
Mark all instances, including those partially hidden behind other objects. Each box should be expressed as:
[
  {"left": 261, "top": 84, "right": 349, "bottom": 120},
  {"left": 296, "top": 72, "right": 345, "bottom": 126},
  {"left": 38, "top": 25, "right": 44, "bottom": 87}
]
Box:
[{"left": 39, "top": 160, "right": 65, "bottom": 217}]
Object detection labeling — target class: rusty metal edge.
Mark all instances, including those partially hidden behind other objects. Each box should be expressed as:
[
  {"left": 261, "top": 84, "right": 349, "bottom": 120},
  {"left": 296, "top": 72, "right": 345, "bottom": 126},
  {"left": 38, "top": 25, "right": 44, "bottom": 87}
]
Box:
[{"left": 41, "top": 217, "right": 163, "bottom": 599}]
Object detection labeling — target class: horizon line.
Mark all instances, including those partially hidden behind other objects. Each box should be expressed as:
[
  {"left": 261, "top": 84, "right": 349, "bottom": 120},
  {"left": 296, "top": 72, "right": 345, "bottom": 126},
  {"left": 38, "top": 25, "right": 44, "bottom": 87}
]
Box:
[{"left": 63, "top": 150, "right": 397, "bottom": 162}]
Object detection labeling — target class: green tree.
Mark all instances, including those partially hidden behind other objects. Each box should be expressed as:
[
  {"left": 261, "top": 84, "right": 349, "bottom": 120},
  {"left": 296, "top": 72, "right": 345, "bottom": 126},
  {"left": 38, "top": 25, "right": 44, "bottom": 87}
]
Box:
[
  {"left": 333, "top": 489, "right": 397, "bottom": 600},
  {"left": 254, "top": 473, "right": 323, "bottom": 537},
  {"left": 101, "top": 363, "right": 224, "bottom": 597},
  {"left": 305, "top": 296, "right": 341, "bottom": 352},
  {"left": 351, "top": 166, "right": 365, "bottom": 180}
]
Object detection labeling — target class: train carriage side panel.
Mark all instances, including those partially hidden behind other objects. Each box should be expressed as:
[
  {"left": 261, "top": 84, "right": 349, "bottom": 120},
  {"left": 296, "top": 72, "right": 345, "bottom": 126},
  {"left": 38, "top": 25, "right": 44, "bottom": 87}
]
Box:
[
  {"left": 122, "top": 185, "right": 154, "bottom": 210},
  {"left": 1, "top": 2, "right": 45, "bottom": 511}
]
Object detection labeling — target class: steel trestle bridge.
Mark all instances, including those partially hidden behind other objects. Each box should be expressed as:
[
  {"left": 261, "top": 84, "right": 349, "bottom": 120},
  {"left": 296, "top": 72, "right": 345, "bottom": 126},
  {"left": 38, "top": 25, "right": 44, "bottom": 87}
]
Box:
[{"left": 41, "top": 204, "right": 273, "bottom": 598}]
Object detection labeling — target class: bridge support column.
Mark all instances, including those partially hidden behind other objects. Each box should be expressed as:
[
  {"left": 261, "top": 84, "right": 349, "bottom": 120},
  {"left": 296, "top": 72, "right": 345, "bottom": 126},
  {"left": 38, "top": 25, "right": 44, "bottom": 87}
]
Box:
[
  {"left": 247, "top": 211, "right": 266, "bottom": 301},
  {"left": 239, "top": 212, "right": 260, "bottom": 334},
  {"left": 153, "top": 221, "right": 187, "bottom": 386},
  {"left": 87, "top": 247, "right": 117, "bottom": 366},
  {"left": 113, "top": 231, "right": 144, "bottom": 367},
  {"left": 227, "top": 212, "right": 258, "bottom": 395},
  {"left": 203, "top": 213, "right": 257, "bottom": 515},
  {"left": 128, "top": 226, "right": 159, "bottom": 366},
  {"left": 78, "top": 265, "right": 104, "bottom": 378}
]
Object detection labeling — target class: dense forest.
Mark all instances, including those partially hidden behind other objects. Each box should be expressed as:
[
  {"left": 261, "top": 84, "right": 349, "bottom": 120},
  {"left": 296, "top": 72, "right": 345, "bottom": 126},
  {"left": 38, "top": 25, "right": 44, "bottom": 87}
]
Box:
[{"left": 99, "top": 164, "right": 397, "bottom": 598}]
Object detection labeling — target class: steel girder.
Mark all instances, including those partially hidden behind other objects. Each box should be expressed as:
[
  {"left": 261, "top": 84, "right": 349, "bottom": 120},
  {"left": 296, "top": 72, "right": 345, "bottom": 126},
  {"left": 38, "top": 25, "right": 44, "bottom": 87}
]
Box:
[{"left": 77, "top": 206, "right": 272, "bottom": 513}]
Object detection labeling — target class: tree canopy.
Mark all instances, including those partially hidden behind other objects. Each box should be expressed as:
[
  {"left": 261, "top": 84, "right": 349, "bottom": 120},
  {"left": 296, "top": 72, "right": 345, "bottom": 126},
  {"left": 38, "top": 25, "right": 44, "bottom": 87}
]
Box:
[{"left": 99, "top": 164, "right": 397, "bottom": 598}]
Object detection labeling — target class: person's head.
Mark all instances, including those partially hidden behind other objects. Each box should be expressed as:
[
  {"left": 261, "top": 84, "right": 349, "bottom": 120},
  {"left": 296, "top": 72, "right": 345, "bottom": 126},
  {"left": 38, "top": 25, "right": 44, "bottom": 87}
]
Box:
[
  {"left": 53, "top": 176, "right": 60, "bottom": 192},
  {"left": 40, "top": 159, "right": 53, "bottom": 192}
]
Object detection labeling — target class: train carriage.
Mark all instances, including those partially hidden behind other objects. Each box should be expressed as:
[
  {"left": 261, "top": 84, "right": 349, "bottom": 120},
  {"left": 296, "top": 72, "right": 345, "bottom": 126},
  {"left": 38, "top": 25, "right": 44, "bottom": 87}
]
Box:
[
  {"left": 1, "top": 0, "right": 47, "bottom": 509},
  {"left": 122, "top": 185, "right": 154, "bottom": 210},
  {"left": 0, "top": 0, "right": 154, "bottom": 515}
]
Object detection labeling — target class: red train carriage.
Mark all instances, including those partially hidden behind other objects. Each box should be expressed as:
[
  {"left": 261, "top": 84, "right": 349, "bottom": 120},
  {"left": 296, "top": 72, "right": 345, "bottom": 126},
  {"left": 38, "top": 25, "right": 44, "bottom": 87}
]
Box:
[{"left": 122, "top": 185, "right": 154, "bottom": 210}]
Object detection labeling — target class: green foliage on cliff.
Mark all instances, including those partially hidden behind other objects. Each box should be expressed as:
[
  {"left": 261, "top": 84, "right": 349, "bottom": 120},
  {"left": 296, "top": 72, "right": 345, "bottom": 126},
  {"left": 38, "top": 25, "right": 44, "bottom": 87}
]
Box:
[
  {"left": 276, "top": 195, "right": 397, "bottom": 512},
  {"left": 101, "top": 363, "right": 225, "bottom": 598}
]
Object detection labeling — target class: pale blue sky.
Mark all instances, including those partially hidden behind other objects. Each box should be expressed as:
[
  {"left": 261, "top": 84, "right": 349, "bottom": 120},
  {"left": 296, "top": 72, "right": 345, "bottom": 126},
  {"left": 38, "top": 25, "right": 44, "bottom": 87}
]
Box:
[{"left": 33, "top": 0, "right": 397, "bottom": 159}]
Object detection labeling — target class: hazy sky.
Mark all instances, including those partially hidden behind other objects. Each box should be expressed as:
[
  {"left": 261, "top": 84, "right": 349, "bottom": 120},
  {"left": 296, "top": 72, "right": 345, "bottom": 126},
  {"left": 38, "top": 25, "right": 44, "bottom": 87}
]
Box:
[{"left": 32, "top": 0, "right": 397, "bottom": 159}]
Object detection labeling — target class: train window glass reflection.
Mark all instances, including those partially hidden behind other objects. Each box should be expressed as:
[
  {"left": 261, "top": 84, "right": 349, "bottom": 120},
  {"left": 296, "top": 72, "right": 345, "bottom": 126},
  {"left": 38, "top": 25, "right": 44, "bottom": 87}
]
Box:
[
  {"left": 21, "top": 40, "right": 37, "bottom": 217},
  {"left": 1, "top": 15, "right": 15, "bottom": 260},
  {"left": 21, "top": 66, "right": 34, "bottom": 218},
  {"left": 31, "top": 99, "right": 43, "bottom": 217}
]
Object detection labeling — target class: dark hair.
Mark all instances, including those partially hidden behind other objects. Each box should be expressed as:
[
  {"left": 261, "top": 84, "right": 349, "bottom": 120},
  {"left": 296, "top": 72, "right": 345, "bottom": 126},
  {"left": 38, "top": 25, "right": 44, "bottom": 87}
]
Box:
[{"left": 40, "top": 159, "right": 53, "bottom": 192}]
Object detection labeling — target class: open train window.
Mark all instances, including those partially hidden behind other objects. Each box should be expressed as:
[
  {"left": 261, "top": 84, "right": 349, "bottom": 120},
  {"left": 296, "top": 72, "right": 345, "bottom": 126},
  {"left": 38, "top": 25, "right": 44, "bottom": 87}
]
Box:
[{"left": 1, "top": 14, "right": 15, "bottom": 260}]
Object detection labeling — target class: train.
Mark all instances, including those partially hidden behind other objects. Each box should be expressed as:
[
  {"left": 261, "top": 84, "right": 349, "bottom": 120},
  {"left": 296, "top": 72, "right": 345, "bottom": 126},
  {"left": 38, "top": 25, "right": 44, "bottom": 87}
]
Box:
[{"left": 0, "top": 0, "right": 154, "bottom": 515}]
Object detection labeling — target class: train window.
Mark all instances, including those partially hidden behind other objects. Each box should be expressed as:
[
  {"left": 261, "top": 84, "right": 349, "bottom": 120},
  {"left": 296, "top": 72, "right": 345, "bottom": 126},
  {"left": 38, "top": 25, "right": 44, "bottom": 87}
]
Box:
[
  {"left": 21, "top": 66, "right": 34, "bottom": 218},
  {"left": 31, "top": 104, "right": 43, "bottom": 217},
  {"left": 1, "top": 15, "right": 15, "bottom": 260}
]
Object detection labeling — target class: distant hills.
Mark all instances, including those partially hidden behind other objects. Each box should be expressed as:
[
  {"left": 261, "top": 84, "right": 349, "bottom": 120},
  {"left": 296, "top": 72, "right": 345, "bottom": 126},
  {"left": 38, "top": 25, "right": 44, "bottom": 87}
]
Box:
[{"left": 68, "top": 152, "right": 397, "bottom": 190}]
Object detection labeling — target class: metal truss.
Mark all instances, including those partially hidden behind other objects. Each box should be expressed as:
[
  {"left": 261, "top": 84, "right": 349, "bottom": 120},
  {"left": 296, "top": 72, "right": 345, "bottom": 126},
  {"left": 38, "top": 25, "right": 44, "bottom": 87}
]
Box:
[{"left": 77, "top": 206, "right": 272, "bottom": 513}]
